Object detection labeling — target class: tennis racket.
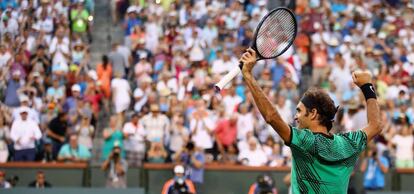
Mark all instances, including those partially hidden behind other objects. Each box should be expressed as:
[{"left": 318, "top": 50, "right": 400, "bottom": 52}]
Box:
[{"left": 214, "top": 7, "right": 297, "bottom": 91}]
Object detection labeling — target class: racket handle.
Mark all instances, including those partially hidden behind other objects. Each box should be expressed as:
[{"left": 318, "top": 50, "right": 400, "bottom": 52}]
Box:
[{"left": 214, "top": 66, "right": 241, "bottom": 92}]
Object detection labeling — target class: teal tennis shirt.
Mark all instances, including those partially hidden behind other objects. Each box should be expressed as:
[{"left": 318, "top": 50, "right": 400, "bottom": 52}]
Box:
[{"left": 287, "top": 126, "right": 367, "bottom": 194}]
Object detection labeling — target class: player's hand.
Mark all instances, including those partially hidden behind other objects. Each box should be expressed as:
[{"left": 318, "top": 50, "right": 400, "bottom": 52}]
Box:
[
  {"left": 240, "top": 48, "right": 257, "bottom": 75},
  {"left": 352, "top": 70, "right": 372, "bottom": 87}
]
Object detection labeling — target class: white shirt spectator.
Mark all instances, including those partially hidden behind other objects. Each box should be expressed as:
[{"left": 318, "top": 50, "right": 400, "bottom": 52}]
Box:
[
  {"left": 54, "top": 1, "right": 70, "bottom": 17},
  {"left": 186, "top": 38, "right": 206, "bottom": 62},
  {"left": 223, "top": 94, "right": 243, "bottom": 116},
  {"left": 145, "top": 21, "right": 162, "bottom": 52},
  {"left": 35, "top": 5, "right": 53, "bottom": 19},
  {"left": 391, "top": 134, "right": 414, "bottom": 161},
  {"left": 33, "top": 17, "right": 54, "bottom": 34},
  {"left": 133, "top": 88, "right": 148, "bottom": 112},
  {"left": 111, "top": 77, "right": 131, "bottom": 113},
  {"left": 0, "top": 18, "right": 19, "bottom": 37},
  {"left": 24, "top": 34, "right": 37, "bottom": 53},
  {"left": 211, "top": 56, "right": 238, "bottom": 75},
  {"left": 0, "top": 50, "right": 12, "bottom": 68},
  {"left": 49, "top": 38, "right": 70, "bottom": 69},
  {"left": 329, "top": 65, "right": 352, "bottom": 94},
  {"left": 275, "top": 98, "right": 293, "bottom": 124},
  {"left": 140, "top": 113, "right": 170, "bottom": 143},
  {"left": 123, "top": 121, "right": 146, "bottom": 152},
  {"left": 190, "top": 117, "right": 214, "bottom": 149},
  {"left": 12, "top": 106, "right": 40, "bottom": 124},
  {"left": 10, "top": 118, "right": 42, "bottom": 150},
  {"left": 211, "top": 57, "right": 226, "bottom": 75},
  {"left": 237, "top": 112, "right": 254, "bottom": 141},
  {"left": 238, "top": 139, "right": 267, "bottom": 166},
  {"left": 202, "top": 25, "right": 218, "bottom": 46}
]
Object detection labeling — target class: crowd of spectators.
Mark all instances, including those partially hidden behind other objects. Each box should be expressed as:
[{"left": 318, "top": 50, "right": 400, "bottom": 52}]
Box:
[{"left": 1, "top": 0, "right": 414, "bottom": 189}]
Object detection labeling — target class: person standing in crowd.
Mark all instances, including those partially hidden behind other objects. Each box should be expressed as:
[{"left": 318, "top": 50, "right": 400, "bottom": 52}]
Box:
[
  {"left": 10, "top": 107, "right": 42, "bottom": 161},
  {"left": 0, "top": 112, "right": 10, "bottom": 162},
  {"left": 4, "top": 70, "right": 22, "bottom": 107},
  {"left": 390, "top": 115, "right": 414, "bottom": 168},
  {"left": 174, "top": 142, "right": 205, "bottom": 192},
  {"left": 74, "top": 113, "right": 94, "bottom": 150},
  {"left": 141, "top": 104, "right": 170, "bottom": 145},
  {"left": 122, "top": 113, "right": 146, "bottom": 167},
  {"left": 102, "top": 115, "right": 124, "bottom": 161},
  {"left": 47, "top": 112, "right": 69, "bottom": 159},
  {"left": 168, "top": 113, "right": 189, "bottom": 158},
  {"left": 360, "top": 145, "right": 389, "bottom": 192},
  {"left": 190, "top": 99, "right": 214, "bottom": 157},
  {"left": 111, "top": 71, "right": 131, "bottom": 123},
  {"left": 102, "top": 145, "right": 128, "bottom": 188}
]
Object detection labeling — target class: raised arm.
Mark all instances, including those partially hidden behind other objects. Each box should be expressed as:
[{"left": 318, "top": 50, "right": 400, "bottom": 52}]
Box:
[
  {"left": 240, "top": 48, "right": 291, "bottom": 144},
  {"left": 352, "top": 70, "right": 381, "bottom": 142}
]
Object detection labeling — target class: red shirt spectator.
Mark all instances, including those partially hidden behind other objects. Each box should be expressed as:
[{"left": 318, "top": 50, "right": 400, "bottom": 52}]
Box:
[{"left": 214, "top": 115, "right": 237, "bottom": 147}]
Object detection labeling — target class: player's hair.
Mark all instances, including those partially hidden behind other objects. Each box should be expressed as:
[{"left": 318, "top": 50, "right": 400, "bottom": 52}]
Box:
[{"left": 301, "top": 88, "right": 338, "bottom": 131}]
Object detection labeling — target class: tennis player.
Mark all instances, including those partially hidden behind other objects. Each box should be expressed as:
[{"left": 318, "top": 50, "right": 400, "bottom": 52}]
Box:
[{"left": 240, "top": 48, "right": 381, "bottom": 194}]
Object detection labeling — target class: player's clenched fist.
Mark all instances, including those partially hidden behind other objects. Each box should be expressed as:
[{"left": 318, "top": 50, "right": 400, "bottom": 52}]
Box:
[{"left": 352, "top": 70, "right": 372, "bottom": 87}]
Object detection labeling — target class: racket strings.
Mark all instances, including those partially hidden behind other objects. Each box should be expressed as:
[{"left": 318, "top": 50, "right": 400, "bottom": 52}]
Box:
[{"left": 256, "top": 9, "right": 296, "bottom": 58}]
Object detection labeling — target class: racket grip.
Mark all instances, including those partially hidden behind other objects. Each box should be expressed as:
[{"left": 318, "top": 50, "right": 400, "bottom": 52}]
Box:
[{"left": 214, "top": 67, "right": 241, "bottom": 92}]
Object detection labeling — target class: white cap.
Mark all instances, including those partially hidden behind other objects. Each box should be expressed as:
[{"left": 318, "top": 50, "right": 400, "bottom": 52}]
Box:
[
  {"left": 378, "top": 32, "right": 387, "bottom": 39},
  {"left": 71, "top": 84, "right": 81, "bottom": 92},
  {"left": 133, "top": 88, "right": 144, "bottom": 98},
  {"left": 141, "top": 76, "right": 152, "bottom": 83},
  {"left": 127, "top": 6, "right": 137, "bottom": 13},
  {"left": 174, "top": 165, "right": 185, "bottom": 174},
  {"left": 252, "top": 9, "right": 260, "bottom": 16},
  {"left": 344, "top": 35, "right": 352, "bottom": 43},
  {"left": 19, "top": 106, "right": 30, "bottom": 114},
  {"left": 19, "top": 95, "right": 29, "bottom": 102},
  {"left": 313, "top": 22, "right": 321, "bottom": 30},
  {"left": 258, "top": 0, "right": 266, "bottom": 6},
  {"left": 32, "top": 71, "right": 40, "bottom": 77},
  {"left": 139, "top": 53, "right": 148, "bottom": 59},
  {"left": 88, "top": 70, "right": 98, "bottom": 81}
]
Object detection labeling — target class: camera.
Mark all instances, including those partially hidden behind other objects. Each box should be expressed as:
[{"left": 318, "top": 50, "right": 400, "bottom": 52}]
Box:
[{"left": 113, "top": 152, "right": 120, "bottom": 159}]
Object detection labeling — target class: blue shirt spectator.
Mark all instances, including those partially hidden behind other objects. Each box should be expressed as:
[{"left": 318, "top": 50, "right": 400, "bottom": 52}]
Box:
[
  {"left": 58, "top": 134, "right": 91, "bottom": 162},
  {"left": 0, "top": 0, "right": 17, "bottom": 10},
  {"left": 362, "top": 154, "right": 389, "bottom": 190}
]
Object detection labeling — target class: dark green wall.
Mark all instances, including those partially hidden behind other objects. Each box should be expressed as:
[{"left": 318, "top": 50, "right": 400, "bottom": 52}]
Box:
[
  {"left": 1, "top": 166, "right": 414, "bottom": 194},
  {"left": 89, "top": 166, "right": 141, "bottom": 187},
  {"left": 2, "top": 168, "right": 85, "bottom": 187},
  {"left": 0, "top": 188, "right": 145, "bottom": 194}
]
